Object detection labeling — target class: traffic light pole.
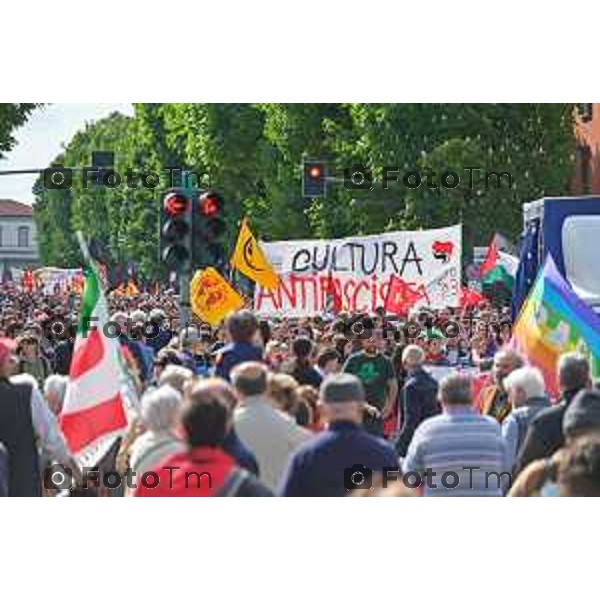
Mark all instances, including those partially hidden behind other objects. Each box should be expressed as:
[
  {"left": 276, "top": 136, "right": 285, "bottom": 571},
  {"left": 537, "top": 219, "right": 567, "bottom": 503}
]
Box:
[{"left": 178, "top": 171, "right": 195, "bottom": 327}]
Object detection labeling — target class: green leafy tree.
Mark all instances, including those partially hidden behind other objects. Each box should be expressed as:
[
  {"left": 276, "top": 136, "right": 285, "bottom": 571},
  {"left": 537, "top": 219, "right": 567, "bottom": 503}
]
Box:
[
  {"left": 0, "top": 103, "right": 39, "bottom": 158},
  {"left": 32, "top": 103, "right": 577, "bottom": 272}
]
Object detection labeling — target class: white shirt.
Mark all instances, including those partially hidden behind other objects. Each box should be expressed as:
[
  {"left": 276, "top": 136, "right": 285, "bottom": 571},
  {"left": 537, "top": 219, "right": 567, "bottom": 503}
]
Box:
[
  {"left": 129, "top": 430, "right": 185, "bottom": 477},
  {"left": 234, "top": 395, "right": 312, "bottom": 492}
]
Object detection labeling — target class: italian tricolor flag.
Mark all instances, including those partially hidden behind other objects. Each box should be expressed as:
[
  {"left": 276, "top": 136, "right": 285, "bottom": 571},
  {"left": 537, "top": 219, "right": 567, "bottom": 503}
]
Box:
[
  {"left": 480, "top": 241, "right": 518, "bottom": 289},
  {"left": 59, "top": 265, "right": 128, "bottom": 465}
]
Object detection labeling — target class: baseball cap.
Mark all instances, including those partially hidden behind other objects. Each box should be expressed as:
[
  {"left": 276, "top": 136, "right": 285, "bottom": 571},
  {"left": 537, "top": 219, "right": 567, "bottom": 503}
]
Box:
[
  {"left": 321, "top": 373, "right": 365, "bottom": 404},
  {"left": 563, "top": 389, "right": 600, "bottom": 437},
  {"left": 0, "top": 338, "right": 17, "bottom": 363}
]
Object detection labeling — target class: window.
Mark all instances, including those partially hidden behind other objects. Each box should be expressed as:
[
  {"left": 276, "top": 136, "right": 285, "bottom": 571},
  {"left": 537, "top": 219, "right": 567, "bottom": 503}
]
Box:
[{"left": 18, "top": 226, "right": 29, "bottom": 248}]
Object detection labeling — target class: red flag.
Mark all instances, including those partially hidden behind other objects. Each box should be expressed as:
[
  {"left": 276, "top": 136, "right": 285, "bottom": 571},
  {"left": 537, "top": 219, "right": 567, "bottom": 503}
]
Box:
[
  {"left": 21, "top": 268, "right": 34, "bottom": 293},
  {"left": 384, "top": 275, "right": 424, "bottom": 315},
  {"left": 479, "top": 240, "right": 499, "bottom": 278},
  {"left": 459, "top": 286, "right": 485, "bottom": 308}
]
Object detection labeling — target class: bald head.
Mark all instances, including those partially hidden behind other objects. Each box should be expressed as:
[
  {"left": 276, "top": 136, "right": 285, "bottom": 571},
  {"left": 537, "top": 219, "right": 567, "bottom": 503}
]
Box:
[
  {"left": 187, "top": 377, "right": 239, "bottom": 410},
  {"left": 231, "top": 361, "right": 268, "bottom": 397}
]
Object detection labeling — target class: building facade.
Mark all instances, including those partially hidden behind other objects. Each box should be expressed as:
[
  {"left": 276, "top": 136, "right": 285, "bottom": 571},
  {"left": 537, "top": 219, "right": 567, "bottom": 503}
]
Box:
[
  {"left": 0, "top": 199, "right": 40, "bottom": 274},
  {"left": 573, "top": 103, "right": 600, "bottom": 195}
]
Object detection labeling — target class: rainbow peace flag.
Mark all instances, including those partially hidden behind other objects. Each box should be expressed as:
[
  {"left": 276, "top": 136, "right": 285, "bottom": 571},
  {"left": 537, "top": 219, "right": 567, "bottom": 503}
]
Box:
[{"left": 512, "top": 255, "right": 600, "bottom": 399}]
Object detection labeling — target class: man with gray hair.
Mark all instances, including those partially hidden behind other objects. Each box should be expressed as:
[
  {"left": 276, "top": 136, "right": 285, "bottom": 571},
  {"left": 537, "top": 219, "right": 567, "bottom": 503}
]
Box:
[
  {"left": 516, "top": 352, "right": 591, "bottom": 473},
  {"left": 43, "top": 374, "right": 69, "bottom": 416},
  {"left": 501, "top": 366, "right": 550, "bottom": 469},
  {"left": 232, "top": 362, "right": 311, "bottom": 491},
  {"left": 128, "top": 384, "right": 186, "bottom": 484},
  {"left": 479, "top": 349, "right": 525, "bottom": 423},
  {"left": 403, "top": 372, "right": 508, "bottom": 496},
  {"left": 279, "top": 373, "right": 398, "bottom": 496},
  {"left": 395, "top": 344, "right": 440, "bottom": 457}
]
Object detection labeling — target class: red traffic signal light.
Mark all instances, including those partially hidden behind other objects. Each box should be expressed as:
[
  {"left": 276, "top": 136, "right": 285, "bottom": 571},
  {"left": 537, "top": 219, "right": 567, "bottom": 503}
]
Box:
[
  {"left": 302, "top": 161, "right": 326, "bottom": 197},
  {"left": 163, "top": 192, "right": 190, "bottom": 217},
  {"left": 308, "top": 165, "right": 322, "bottom": 180},
  {"left": 198, "top": 192, "right": 221, "bottom": 217}
]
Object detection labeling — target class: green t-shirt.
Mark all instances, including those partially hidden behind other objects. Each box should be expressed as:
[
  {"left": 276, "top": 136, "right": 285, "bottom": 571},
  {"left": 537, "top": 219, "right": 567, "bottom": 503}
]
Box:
[{"left": 343, "top": 352, "right": 395, "bottom": 409}]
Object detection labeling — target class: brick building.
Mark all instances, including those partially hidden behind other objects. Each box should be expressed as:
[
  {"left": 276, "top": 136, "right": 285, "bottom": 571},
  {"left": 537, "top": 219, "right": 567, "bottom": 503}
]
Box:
[{"left": 573, "top": 103, "right": 600, "bottom": 194}]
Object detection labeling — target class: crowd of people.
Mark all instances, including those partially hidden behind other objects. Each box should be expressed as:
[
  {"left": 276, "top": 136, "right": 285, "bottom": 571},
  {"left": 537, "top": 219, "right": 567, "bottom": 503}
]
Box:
[{"left": 1, "top": 282, "right": 600, "bottom": 497}]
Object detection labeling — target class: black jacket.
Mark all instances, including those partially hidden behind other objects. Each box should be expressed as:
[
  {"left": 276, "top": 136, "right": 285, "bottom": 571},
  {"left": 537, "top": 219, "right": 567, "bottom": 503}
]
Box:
[
  {"left": 515, "top": 388, "right": 581, "bottom": 474},
  {"left": 0, "top": 379, "right": 40, "bottom": 496},
  {"left": 395, "top": 367, "right": 441, "bottom": 457}
]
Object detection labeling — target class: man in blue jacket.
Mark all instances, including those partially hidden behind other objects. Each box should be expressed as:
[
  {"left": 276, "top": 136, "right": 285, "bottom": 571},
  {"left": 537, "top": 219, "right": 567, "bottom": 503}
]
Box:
[
  {"left": 395, "top": 344, "right": 441, "bottom": 457},
  {"left": 215, "top": 310, "right": 263, "bottom": 381},
  {"left": 278, "top": 373, "right": 398, "bottom": 496}
]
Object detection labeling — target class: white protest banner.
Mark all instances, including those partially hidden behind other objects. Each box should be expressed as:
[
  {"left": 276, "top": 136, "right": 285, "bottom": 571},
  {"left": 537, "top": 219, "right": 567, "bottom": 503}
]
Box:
[
  {"left": 34, "top": 267, "right": 83, "bottom": 295},
  {"left": 254, "top": 224, "right": 462, "bottom": 316}
]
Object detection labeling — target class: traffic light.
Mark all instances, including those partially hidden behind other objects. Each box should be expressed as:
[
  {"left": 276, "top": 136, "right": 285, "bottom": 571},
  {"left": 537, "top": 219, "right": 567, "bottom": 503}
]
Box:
[
  {"left": 90, "top": 150, "right": 115, "bottom": 186},
  {"left": 192, "top": 190, "right": 227, "bottom": 271},
  {"left": 159, "top": 189, "right": 192, "bottom": 272},
  {"left": 302, "top": 160, "right": 326, "bottom": 198}
]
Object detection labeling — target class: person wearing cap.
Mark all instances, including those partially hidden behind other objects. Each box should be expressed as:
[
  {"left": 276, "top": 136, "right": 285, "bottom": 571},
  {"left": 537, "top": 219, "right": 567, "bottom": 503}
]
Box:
[
  {"left": 422, "top": 328, "right": 450, "bottom": 366},
  {"left": 15, "top": 333, "right": 51, "bottom": 388},
  {"left": 509, "top": 388, "right": 600, "bottom": 496},
  {"left": 215, "top": 310, "right": 263, "bottom": 381},
  {"left": 516, "top": 352, "right": 591, "bottom": 474},
  {"left": 0, "top": 338, "right": 82, "bottom": 496},
  {"left": 278, "top": 373, "right": 397, "bottom": 496}
]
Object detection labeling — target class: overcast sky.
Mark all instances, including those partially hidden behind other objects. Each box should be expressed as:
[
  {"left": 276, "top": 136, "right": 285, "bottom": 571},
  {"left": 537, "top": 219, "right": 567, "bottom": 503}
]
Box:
[{"left": 0, "top": 103, "right": 134, "bottom": 204}]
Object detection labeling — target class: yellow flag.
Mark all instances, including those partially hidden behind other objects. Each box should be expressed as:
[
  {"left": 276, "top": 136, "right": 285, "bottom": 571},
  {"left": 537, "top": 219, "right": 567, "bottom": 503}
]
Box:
[
  {"left": 230, "top": 218, "right": 279, "bottom": 290},
  {"left": 190, "top": 267, "right": 244, "bottom": 327}
]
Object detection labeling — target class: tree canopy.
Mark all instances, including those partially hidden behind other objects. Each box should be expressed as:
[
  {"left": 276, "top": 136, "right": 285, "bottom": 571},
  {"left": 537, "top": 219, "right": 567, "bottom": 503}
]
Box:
[
  {"left": 0, "top": 103, "right": 39, "bottom": 158},
  {"left": 33, "top": 103, "right": 576, "bottom": 276}
]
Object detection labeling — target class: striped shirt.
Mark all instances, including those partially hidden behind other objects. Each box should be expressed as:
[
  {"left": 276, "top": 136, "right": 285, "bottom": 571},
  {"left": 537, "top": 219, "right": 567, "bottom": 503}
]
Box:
[{"left": 403, "top": 406, "right": 509, "bottom": 496}]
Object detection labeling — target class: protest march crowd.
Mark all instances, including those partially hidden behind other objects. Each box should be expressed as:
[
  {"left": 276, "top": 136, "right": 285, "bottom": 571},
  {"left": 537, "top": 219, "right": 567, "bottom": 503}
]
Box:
[{"left": 2, "top": 272, "right": 600, "bottom": 498}]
